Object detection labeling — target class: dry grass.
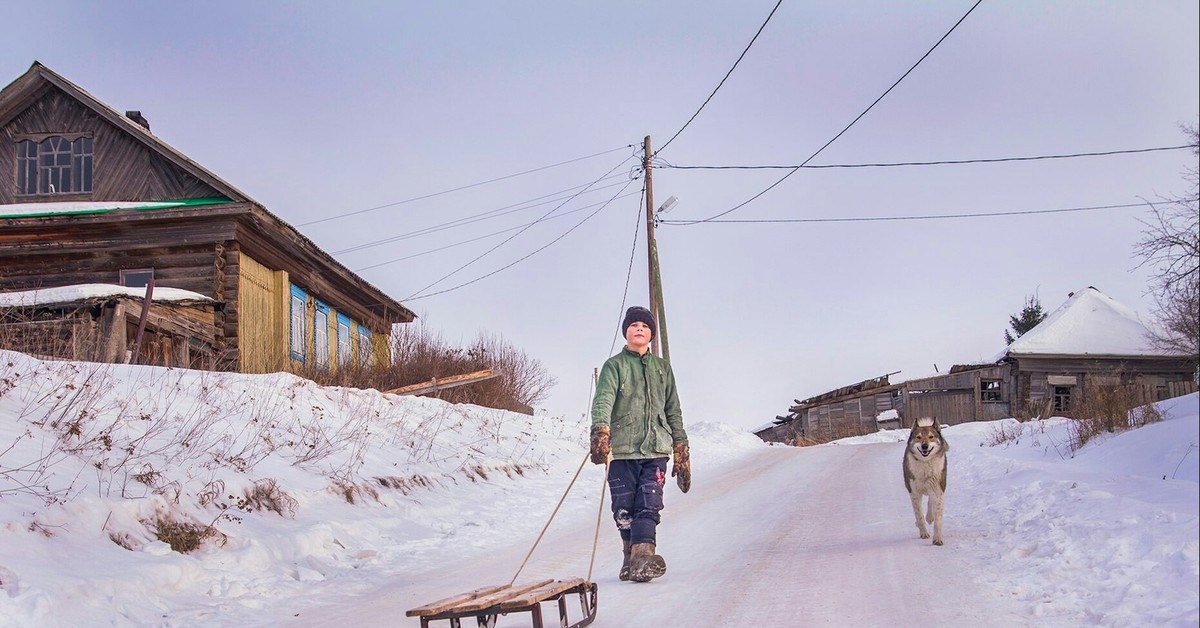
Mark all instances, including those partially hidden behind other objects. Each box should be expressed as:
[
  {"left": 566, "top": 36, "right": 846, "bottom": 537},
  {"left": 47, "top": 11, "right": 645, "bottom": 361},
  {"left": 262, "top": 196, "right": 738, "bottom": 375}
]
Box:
[
  {"left": 986, "top": 419, "right": 1026, "bottom": 447},
  {"left": 150, "top": 516, "right": 225, "bottom": 553},
  {"left": 1067, "top": 383, "right": 1165, "bottom": 453},
  {"left": 238, "top": 479, "right": 297, "bottom": 517}
]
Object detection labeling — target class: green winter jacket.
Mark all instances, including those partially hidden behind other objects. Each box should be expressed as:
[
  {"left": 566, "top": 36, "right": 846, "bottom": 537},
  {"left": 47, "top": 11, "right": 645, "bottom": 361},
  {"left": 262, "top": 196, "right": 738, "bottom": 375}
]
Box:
[{"left": 590, "top": 347, "right": 687, "bottom": 459}]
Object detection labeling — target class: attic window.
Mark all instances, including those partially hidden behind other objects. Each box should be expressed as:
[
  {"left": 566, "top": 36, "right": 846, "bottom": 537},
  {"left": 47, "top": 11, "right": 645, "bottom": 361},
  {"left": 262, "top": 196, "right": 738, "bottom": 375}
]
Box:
[{"left": 16, "top": 136, "right": 93, "bottom": 195}]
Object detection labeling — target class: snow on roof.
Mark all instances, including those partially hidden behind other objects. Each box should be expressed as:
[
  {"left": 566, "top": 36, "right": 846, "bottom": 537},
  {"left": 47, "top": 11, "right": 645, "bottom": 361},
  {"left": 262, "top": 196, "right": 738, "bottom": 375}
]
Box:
[
  {"left": 0, "top": 284, "right": 212, "bottom": 307},
  {"left": 995, "top": 286, "right": 1168, "bottom": 359}
]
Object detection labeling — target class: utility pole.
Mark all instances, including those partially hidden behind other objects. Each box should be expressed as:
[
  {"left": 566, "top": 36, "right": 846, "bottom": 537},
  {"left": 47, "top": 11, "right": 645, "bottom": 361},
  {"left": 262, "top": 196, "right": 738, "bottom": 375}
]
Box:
[
  {"left": 643, "top": 136, "right": 671, "bottom": 361},
  {"left": 643, "top": 136, "right": 659, "bottom": 357}
]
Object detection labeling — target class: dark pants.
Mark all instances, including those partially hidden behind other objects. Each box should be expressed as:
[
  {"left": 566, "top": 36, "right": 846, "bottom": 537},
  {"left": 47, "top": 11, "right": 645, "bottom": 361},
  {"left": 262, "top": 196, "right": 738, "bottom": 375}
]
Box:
[{"left": 607, "top": 458, "right": 667, "bottom": 546}]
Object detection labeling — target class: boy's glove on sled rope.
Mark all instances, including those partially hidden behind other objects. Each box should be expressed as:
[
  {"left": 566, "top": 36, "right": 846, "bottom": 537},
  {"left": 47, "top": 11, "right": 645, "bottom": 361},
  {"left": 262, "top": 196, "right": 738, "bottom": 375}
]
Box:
[
  {"left": 672, "top": 441, "right": 691, "bottom": 493},
  {"left": 589, "top": 425, "right": 611, "bottom": 465}
]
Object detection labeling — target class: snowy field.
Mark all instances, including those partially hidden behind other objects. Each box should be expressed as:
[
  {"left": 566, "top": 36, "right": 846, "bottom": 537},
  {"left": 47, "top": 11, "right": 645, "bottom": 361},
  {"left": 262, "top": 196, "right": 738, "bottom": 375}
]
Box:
[{"left": 0, "top": 349, "right": 1196, "bottom": 627}]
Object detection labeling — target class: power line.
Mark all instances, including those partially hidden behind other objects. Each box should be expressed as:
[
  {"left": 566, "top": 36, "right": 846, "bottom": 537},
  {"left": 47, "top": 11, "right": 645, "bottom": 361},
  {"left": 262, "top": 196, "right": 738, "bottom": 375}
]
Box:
[
  {"left": 334, "top": 176, "right": 630, "bottom": 255},
  {"left": 655, "top": 0, "right": 783, "bottom": 157},
  {"left": 297, "top": 144, "right": 634, "bottom": 227},
  {"left": 656, "top": 145, "right": 1193, "bottom": 170},
  {"left": 611, "top": 182, "right": 648, "bottom": 356},
  {"left": 405, "top": 177, "right": 641, "bottom": 301},
  {"left": 405, "top": 154, "right": 638, "bottom": 300},
  {"left": 659, "top": 201, "right": 1148, "bottom": 226},
  {"left": 353, "top": 190, "right": 642, "bottom": 272},
  {"left": 674, "top": 0, "right": 985, "bottom": 226}
]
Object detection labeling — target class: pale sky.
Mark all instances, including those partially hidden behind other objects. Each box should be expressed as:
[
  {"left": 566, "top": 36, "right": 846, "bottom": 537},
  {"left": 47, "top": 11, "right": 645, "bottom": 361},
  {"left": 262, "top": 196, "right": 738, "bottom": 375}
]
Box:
[{"left": 3, "top": 1, "right": 1197, "bottom": 430}]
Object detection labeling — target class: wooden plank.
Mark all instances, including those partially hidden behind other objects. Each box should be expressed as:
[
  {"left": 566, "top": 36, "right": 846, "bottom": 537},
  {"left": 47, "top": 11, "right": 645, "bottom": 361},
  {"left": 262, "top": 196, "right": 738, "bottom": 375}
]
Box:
[
  {"left": 384, "top": 369, "right": 497, "bottom": 396},
  {"left": 449, "top": 579, "right": 555, "bottom": 613},
  {"left": 405, "top": 584, "right": 510, "bottom": 617},
  {"left": 498, "top": 578, "right": 586, "bottom": 610}
]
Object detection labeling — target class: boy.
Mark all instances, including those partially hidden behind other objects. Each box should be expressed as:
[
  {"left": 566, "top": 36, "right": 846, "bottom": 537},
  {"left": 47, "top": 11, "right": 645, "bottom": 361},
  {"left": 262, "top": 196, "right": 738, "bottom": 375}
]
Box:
[{"left": 589, "top": 306, "right": 690, "bottom": 582}]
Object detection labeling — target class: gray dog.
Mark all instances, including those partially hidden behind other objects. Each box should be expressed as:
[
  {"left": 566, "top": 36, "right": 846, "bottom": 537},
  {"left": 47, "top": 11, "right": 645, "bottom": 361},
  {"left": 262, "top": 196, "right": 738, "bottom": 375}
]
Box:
[{"left": 902, "top": 417, "right": 949, "bottom": 546}]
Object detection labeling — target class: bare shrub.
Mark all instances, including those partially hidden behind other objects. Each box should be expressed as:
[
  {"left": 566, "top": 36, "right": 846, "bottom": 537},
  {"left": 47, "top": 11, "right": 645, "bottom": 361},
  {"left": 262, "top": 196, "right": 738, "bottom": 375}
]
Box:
[
  {"left": 1067, "top": 381, "right": 1166, "bottom": 453},
  {"left": 150, "top": 516, "right": 224, "bottom": 553},
  {"left": 374, "top": 474, "right": 437, "bottom": 495},
  {"left": 793, "top": 434, "right": 821, "bottom": 447},
  {"left": 108, "top": 531, "right": 138, "bottom": 551},
  {"left": 986, "top": 420, "right": 1025, "bottom": 447},
  {"left": 382, "top": 321, "right": 555, "bottom": 414},
  {"left": 1129, "top": 401, "right": 1163, "bottom": 428},
  {"left": 239, "top": 479, "right": 297, "bottom": 517},
  {"left": 330, "top": 481, "right": 379, "bottom": 504}
]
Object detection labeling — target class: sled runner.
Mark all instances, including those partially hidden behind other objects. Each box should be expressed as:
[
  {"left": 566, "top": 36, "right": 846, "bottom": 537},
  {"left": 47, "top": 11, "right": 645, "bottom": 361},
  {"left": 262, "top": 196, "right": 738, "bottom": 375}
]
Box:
[
  {"left": 406, "top": 578, "right": 597, "bottom": 628},
  {"left": 407, "top": 452, "right": 607, "bottom": 627}
]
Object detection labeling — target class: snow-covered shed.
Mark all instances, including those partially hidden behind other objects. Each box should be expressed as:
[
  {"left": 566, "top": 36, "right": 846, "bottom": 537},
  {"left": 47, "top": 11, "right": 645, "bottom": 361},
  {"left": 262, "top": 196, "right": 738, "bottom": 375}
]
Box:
[{"left": 0, "top": 284, "right": 220, "bottom": 368}]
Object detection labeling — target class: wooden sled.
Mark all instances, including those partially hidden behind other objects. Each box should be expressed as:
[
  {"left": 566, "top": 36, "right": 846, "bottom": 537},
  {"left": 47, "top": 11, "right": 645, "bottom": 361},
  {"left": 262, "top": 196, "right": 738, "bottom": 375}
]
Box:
[{"left": 406, "top": 578, "right": 597, "bottom": 628}]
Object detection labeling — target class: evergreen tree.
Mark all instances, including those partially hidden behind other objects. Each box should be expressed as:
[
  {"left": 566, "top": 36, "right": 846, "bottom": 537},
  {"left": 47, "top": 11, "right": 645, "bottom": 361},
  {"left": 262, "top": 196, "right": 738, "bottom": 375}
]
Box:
[{"left": 1004, "top": 294, "right": 1046, "bottom": 345}]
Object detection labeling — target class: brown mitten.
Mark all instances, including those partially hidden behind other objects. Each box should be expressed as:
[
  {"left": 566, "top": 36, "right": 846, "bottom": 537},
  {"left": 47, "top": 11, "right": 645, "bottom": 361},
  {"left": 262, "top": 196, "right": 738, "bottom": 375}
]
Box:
[
  {"left": 671, "top": 441, "right": 690, "bottom": 493},
  {"left": 589, "top": 425, "right": 611, "bottom": 465}
]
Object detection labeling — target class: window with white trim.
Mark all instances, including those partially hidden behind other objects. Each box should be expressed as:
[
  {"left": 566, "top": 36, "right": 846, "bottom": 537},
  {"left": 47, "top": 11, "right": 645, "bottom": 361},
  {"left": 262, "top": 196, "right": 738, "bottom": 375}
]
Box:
[
  {"left": 358, "top": 325, "right": 372, "bottom": 367},
  {"left": 314, "top": 300, "right": 330, "bottom": 369},
  {"left": 336, "top": 313, "right": 353, "bottom": 367}
]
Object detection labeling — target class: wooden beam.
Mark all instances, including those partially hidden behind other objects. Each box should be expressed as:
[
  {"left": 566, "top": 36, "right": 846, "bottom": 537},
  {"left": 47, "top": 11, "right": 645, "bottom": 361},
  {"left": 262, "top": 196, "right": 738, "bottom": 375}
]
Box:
[{"left": 384, "top": 368, "right": 497, "bottom": 396}]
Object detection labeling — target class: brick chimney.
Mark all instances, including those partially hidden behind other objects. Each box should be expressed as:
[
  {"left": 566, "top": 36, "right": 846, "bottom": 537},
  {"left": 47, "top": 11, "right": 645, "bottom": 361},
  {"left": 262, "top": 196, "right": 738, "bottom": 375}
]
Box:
[{"left": 125, "top": 110, "right": 151, "bottom": 132}]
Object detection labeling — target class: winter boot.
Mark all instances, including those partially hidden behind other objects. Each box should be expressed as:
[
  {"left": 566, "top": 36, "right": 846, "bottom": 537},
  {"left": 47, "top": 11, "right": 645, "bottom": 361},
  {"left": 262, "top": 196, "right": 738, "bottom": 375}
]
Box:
[
  {"left": 628, "top": 543, "right": 666, "bottom": 582},
  {"left": 619, "top": 539, "right": 632, "bottom": 581}
]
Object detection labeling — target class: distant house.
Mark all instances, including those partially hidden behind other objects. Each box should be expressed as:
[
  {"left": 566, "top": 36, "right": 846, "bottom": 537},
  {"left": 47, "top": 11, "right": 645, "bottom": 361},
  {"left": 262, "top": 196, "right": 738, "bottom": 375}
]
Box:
[
  {"left": 759, "top": 287, "right": 1196, "bottom": 444},
  {"left": 0, "top": 61, "right": 415, "bottom": 374}
]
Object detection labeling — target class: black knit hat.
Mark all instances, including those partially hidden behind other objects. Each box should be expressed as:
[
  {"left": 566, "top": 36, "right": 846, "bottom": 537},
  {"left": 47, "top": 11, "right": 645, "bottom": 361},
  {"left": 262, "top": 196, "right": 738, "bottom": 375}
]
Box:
[{"left": 621, "top": 306, "right": 657, "bottom": 340}]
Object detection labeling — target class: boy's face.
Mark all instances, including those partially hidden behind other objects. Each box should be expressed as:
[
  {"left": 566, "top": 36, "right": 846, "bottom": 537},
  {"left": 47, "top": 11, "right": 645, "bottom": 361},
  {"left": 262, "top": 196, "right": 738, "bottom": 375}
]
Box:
[{"left": 625, "top": 321, "right": 652, "bottom": 353}]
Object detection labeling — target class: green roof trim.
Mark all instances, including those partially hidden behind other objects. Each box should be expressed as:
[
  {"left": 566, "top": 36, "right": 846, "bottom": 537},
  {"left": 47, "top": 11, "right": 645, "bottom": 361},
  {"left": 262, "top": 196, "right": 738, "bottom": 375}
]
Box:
[{"left": 0, "top": 197, "right": 232, "bottom": 219}]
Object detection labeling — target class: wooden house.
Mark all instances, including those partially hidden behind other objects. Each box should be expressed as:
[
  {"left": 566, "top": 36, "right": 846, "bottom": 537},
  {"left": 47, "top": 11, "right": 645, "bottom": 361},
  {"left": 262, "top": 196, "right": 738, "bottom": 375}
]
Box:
[
  {"left": 993, "top": 287, "right": 1195, "bottom": 418},
  {"left": 0, "top": 61, "right": 415, "bottom": 374},
  {"left": 759, "top": 287, "right": 1196, "bottom": 444}
]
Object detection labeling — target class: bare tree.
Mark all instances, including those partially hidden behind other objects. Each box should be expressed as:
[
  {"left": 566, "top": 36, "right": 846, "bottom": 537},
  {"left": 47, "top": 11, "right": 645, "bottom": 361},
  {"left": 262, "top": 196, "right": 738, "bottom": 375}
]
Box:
[
  {"left": 469, "top": 332, "right": 557, "bottom": 410},
  {"left": 1134, "top": 124, "right": 1199, "bottom": 358}
]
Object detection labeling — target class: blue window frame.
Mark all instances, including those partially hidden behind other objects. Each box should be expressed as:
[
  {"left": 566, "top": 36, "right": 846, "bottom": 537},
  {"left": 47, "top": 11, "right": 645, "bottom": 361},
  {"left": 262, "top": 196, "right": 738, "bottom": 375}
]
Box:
[{"left": 289, "top": 285, "right": 308, "bottom": 362}]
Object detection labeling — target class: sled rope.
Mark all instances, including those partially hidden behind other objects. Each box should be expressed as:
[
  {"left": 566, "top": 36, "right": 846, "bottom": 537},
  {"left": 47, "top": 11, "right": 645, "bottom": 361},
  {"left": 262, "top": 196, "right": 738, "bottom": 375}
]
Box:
[
  {"left": 509, "top": 451, "right": 606, "bottom": 586},
  {"left": 586, "top": 460, "right": 610, "bottom": 583}
]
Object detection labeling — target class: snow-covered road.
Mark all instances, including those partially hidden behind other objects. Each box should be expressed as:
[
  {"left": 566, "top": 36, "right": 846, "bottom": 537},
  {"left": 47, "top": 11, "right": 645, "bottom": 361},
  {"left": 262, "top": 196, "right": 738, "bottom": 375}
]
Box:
[{"left": 284, "top": 441, "right": 1028, "bottom": 627}]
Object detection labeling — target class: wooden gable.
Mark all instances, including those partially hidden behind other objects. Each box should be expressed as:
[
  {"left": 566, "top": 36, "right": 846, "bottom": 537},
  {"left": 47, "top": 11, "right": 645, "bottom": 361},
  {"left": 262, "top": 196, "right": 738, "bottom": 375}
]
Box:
[{"left": 0, "top": 61, "right": 251, "bottom": 205}]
